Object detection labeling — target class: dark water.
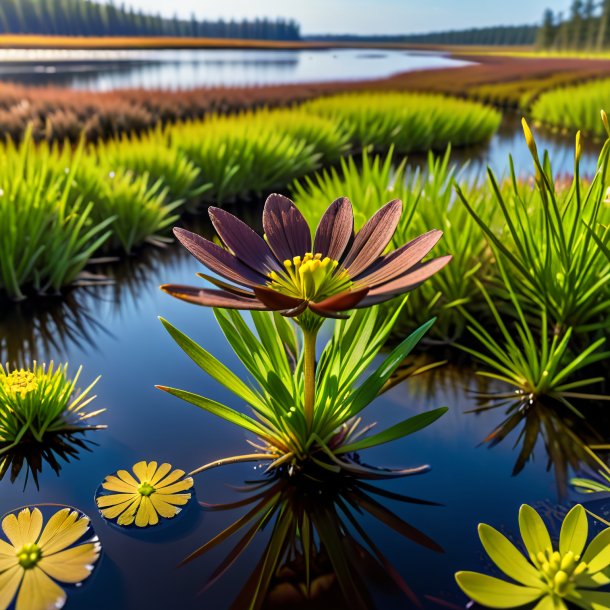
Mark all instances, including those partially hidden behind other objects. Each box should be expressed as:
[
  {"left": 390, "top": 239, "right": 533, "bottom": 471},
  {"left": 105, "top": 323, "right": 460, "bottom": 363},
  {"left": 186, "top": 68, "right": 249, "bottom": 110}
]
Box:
[
  {"left": 1, "top": 122, "right": 609, "bottom": 609},
  {"left": 0, "top": 234, "right": 606, "bottom": 609},
  {"left": 0, "top": 48, "right": 472, "bottom": 91}
]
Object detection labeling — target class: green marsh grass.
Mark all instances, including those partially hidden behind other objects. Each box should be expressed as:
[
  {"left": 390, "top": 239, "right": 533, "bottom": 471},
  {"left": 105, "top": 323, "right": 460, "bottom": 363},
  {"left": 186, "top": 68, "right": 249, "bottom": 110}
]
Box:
[
  {"left": 532, "top": 79, "right": 610, "bottom": 137},
  {"left": 302, "top": 92, "right": 502, "bottom": 153},
  {"left": 0, "top": 93, "right": 502, "bottom": 299}
]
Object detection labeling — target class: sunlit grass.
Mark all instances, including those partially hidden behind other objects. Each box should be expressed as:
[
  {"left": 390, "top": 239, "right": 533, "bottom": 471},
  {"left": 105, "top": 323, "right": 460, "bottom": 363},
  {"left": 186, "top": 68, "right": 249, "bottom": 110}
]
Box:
[
  {"left": 302, "top": 92, "right": 501, "bottom": 153},
  {"left": 0, "top": 361, "right": 104, "bottom": 453}
]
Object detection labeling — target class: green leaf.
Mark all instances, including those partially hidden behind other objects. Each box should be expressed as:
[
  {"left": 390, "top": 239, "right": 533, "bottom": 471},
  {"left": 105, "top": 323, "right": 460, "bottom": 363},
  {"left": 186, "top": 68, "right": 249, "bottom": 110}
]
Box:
[
  {"left": 159, "top": 317, "right": 267, "bottom": 412},
  {"left": 336, "top": 407, "right": 448, "bottom": 454},
  {"left": 478, "top": 524, "right": 543, "bottom": 587},
  {"left": 455, "top": 572, "right": 543, "bottom": 608},
  {"left": 156, "top": 386, "right": 270, "bottom": 439},
  {"left": 343, "top": 318, "right": 435, "bottom": 420},
  {"left": 568, "top": 590, "right": 610, "bottom": 610},
  {"left": 519, "top": 504, "right": 553, "bottom": 559},
  {"left": 582, "top": 527, "right": 610, "bottom": 573},
  {"left": 559, "top": 504, "right": 588, "bottom": 557}
]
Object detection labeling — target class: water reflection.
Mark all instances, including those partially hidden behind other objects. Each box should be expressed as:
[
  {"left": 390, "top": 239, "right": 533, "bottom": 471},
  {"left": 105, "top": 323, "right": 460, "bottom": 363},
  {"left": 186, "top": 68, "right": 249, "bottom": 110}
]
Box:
[
  {"left": 0, "top": 429, "right": 99, "bottom": 489},
  {"left": 0, "top": 49, "right": 472, "bottom": 91},
  {"left": 470, "top": 391, "right": 602, "bottom": 498},
  {"left": 194, "top": 471, "right": 443, "bottom": 610},
  {"left": 0, "top": 244, "right": 189, "bottom": 364}
]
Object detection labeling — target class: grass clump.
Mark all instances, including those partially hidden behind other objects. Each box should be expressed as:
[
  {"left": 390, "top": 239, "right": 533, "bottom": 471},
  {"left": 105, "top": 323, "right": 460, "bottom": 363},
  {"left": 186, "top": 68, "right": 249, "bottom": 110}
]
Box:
[
  {"left": 531, "top": 79, "right": 610, "bottom": 137},
  {"left": 302, "top": 92, "right": 501, "bottom": 153},
  {"left": 0, "top": 361, "right": 104, "bottom": 454}
]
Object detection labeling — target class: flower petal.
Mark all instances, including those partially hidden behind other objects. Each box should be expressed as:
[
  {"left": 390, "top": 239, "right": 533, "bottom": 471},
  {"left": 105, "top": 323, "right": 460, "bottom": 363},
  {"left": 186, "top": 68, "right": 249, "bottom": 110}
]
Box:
[
  {"left": 568, "top": 590, "right": 610, "bottom": 609},
  {"left": 38, "top": 542, "right": 100, "bottom": 584},
  {"left": 342, "top": 199, "right": 402, "bottom": 277},
  {"left": 519, "top": 504, "right": 553, "bottom": 559},
  {"left": 16, "top": 567, "right": 66, "bottom": 610},
  {"left": 102, "top": 475, "right": 137, "bottom": 493},
  {"left": 96, "top": 493, "right": 138, "bottom": 508},
  {"left": 2, "top": 509, "right": 42, "bottom": 548},
  {"left": 112, "top": 497, "right": 141, "bottom": 525},
  {"left": 20, "top": 508, "right": 43, "bottom": 546},
  {"left": 455, "top": 571, "right": 542, "bottom": 608},
  {"left": 0, "top": 538, "right": 15, "bottom": 557},
  {"left": 155, "top": 479, "right": 194, "bottom": 495},
  {"left": 132, "top": 461, "right": 149, "bottom": 483},
  {"left": 263, "top": 194, "right": 312, "bottom": 261},
  {"left": 173, "top": 228, "right": 266, "bottom": 287},
  {"left": 209, "top": 207, "right": 279, "bottom": 274},
  {"left": 357, "top": 256, "right": 452, "bottom": 305},
  {"left": 150, "top": 495, "right": 185, "bottom": 519},
  {"left": 116, "top": 469, "right": 140, "bottom": 488},
  {"left": 253, "top": 287, "right": 304, "bottom": 311},
  {"left": 559, "top": 504, "right": 588, "bottom": 557},
  {"left": 581, "top": 527, "right": 610, "bottom": 573},
  {"left": 309, "top": 288, "right": 369, "bottom": 314},
  {"left": 313, "top": 197, "right": 354, "bottom": 261},
  {"left": 355, "top": 230, "right": 443, "bottom": 286},
  {"left": 196, "top": 273, "right": 254, "bottom": 297},
  {"left": 135, "top": 496, "right": 158, "bottom": 527},
  {"left": 39, "top": 511, "right": 89, "bottom": 556},
  {"left": 478, "top": 524, "right": 542, "bottom": 587},
  {"left": 0, "top": 565, "right": 22, "bottom": 610},
  {"left": 161, "top": 285, "right": 267, "bottom": 310},
  {"left": 149, "top": 463, "right": 173, "bottom": 486},
  {"left": 154, "top": 468, "right": 186, "bottom": 489}
]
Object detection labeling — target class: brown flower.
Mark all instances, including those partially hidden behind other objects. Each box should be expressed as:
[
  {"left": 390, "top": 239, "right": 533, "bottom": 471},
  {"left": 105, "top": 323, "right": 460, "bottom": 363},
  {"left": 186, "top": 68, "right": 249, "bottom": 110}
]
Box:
[{"left": 161, "top": 194, "right": 450, "bottom": 318}]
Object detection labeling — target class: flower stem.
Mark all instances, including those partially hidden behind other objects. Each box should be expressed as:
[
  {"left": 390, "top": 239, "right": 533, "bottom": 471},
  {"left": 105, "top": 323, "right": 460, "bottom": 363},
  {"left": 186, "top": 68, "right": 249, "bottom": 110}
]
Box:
[{"left": 303, "top": 328, "right": 318, "bottom": 432}]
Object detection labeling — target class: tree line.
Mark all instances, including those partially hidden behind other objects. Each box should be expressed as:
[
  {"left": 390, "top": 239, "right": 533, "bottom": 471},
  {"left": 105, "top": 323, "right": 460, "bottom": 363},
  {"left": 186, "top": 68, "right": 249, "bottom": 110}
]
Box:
[
  {"left": 0, "top": 0, "right": 301, "bottom": 40},
  {"left": 537, "top": 1, "right": 610, "bottom": 50},
  {"left": 308, "top": 25, "right": 537, "bottom": 46}
]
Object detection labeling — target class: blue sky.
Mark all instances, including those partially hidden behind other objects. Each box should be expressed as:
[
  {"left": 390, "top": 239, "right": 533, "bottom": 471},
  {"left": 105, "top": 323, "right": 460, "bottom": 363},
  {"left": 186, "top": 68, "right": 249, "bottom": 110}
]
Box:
[{"left": 115, "top": 0, "right": 571, "bottom": 35}]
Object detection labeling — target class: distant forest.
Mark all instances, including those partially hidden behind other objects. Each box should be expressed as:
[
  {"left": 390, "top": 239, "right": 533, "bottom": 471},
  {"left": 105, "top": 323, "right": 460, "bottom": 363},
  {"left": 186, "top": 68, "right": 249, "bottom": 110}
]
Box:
[
  {"left": 308, "top": 24, "right": 538, "bottom": 46},
  {"left": 537, "top": 1, "right": 610, "bottom": 50},
  {"left": 0, "top": 0, "right": 301, "bottom": 40}
]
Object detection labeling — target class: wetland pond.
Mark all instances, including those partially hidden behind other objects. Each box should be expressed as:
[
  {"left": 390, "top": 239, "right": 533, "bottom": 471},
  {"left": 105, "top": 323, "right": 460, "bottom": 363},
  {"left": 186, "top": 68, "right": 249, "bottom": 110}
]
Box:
[{"left": 0, "top": 49, "right": 608, "bottom": 610}]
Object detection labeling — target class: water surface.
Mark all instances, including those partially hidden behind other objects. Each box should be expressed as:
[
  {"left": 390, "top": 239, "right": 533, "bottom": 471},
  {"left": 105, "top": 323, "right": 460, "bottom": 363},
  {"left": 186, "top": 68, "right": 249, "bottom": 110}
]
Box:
[{"left": 0, "top": 48, "right": 472, "bottom": 90}]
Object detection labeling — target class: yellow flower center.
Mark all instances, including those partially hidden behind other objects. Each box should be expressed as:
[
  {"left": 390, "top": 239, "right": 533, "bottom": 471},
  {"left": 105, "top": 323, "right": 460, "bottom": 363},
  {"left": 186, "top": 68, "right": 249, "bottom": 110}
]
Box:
[
  {"left": 534, "top": 548, "right": 588, "bottom": 596},
  {"left": 267, "top": 252, "right": 351, "bottom": 301},
  {"left": 16, "top": 543, "right": 41, "bottom": 569},
  {"left": 2, "top": 370, "right": 38, "bottom": 397},
  {"left": 138, "top": 481, "right": 156, "bottom": 497}
]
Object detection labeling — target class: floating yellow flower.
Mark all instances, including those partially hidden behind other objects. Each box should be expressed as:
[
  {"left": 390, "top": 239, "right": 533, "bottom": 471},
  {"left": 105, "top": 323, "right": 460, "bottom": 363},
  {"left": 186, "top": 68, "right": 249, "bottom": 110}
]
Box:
[
  {"left": 0, "top": 507, "right": 101, "bottom": 610},
  {"left": 96, "top": 461, "right": 194, "bottom": 527}
]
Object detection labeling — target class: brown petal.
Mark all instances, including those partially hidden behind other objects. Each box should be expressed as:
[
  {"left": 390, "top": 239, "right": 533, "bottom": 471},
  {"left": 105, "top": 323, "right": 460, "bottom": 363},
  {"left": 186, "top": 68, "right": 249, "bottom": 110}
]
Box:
[
  {"left": 173, "top": 228, "right": 266, "bottom": 287},
  {"left": 355, "top": 230, "right": 443, "bottom": 287},
  {"left": 160, "top": 285, "right": 267, "bottom": 309},
  {"left": 263, "top": 194, "right": 312, "bottom": 261},
  {"left": 208, "top": 207, "right": 279, "bottom": 274},
  {"left": 281, "top": 302, "right": 309, "bottom": 318},
  {"left": 313, "top": 197, "right": 354, "bottom": 261},
  {"left": 253, "top": 286, "right": 304, "bottom": 311},
  {"left": 196, "top": 273, "right": 253, "bottom": 297},
  {"left": 342, "top": 199, "right": 403, "bottom": 277},
  {"left": 310, "top": 287, "right": 369, "bottom": 313},
  {"left": 358, "top": 255, "right": 452, "bottom": 306}
]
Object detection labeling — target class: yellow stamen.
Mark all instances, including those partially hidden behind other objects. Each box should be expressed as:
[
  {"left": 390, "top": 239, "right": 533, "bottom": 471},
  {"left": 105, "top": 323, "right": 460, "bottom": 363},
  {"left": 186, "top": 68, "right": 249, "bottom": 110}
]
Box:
[{"left": 267, "top": 252, "right": 351, "bottom": 302}]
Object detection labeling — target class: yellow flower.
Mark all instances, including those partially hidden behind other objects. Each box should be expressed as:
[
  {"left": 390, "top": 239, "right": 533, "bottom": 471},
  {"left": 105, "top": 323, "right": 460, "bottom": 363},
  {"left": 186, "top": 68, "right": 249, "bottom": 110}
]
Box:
[
  {"left": 0, "top": 507, "right": 101, "bottom": 610},
  {"left": 96, "top": 461, "right": 194, "bottom": 528},
  {"left": 1, "top": 369, "right": 38, "bottom": 398}
]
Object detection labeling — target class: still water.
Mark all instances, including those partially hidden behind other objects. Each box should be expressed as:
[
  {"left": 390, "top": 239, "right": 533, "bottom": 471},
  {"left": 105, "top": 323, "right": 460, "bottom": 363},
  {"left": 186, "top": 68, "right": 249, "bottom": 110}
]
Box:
[
  {"left": 0, "top": 48, "right": 472, "bottom": 90},
  {"left": 0, "top": 45, "right": 607, "bottom": 604},
  {"left": 0, "top": 197, "right": 606, "bottom": 609}
]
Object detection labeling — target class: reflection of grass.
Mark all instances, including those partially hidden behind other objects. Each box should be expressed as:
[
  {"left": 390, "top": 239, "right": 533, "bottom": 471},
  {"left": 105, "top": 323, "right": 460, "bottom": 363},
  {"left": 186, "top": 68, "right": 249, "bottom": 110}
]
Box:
[{"left": 191, "top": 472, "right": 442, "bottom": 610}]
